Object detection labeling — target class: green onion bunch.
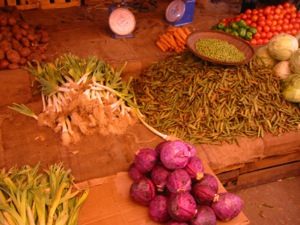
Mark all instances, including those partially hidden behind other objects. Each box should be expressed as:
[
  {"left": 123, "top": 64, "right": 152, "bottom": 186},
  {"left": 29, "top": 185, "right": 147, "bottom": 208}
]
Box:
[
  {"left": 0, "top": 162, "right": 89, "bottom": 225},
  {"left": 9, "top": 54, "right": 143, "bottom": 146}
]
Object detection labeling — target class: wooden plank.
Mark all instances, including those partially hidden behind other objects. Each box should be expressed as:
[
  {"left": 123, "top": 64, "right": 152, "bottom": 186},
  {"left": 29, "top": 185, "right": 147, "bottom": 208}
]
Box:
[
  {"left": 236, "top": 161, "right": 300, "bottom": 189},
  {"left": 6, "top": 0, "right": 17, "bottom": 6},
  {"left": 16, "top": 4, "right": 39, "bottom": 10},
  {"left": 214, "top": 163, "right": 245, "bottom": 175},
  {"left": 40, "top": 0, "right": 81, "bottom": 9},
  {"left": 0, "top": 0, "right": 5, "bottom": 7},
  {"left": 217, "top": 169, "right": 240, "bottom": 185},
  {"left": 240, "top": 152, "right": 300, "bottom": 174}
]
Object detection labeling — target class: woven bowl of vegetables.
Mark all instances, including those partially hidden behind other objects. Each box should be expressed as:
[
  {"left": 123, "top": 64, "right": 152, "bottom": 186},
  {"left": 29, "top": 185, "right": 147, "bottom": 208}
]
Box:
[{"left": 186, "top": 30, "right": 255, "bottom": 66}]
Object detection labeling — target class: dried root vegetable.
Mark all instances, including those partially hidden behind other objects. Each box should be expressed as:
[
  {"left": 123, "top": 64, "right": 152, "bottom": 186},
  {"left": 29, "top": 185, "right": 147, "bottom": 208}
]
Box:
[
  {"left": 156, "top": 27, "right": 191, "bottom": 53},
  {"left": 132, "top": 51, "right": 300, "bottom": 145},
  {"left": 9, "top": 54, "right": 164, "bottom": 146},
  {"left": 0, "top": 162, "right": 88, "bottom": 225}
]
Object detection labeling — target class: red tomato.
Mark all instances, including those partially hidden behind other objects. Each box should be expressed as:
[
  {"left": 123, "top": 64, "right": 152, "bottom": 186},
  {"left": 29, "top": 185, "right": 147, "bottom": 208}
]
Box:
[
  {"left": 293, "top": 23, "right": 300, "bottom": 30},
  {"left": 274, "top": 8, "right": 281, "bottom": 15},
  {"left": 241, "top": 14, "right": 248, "bottom": 20},
  {"left": 246, "top": 19, "right": 252, "bottom": 25},
  {"left": 291, "top": 5, "right": 297, "bottom": 12},
  {"left": 250, "top": 39, "right": 257, "bottom": 45},
  {"left": 245, "top": 9, "right": 252, "bottom": 14},
  {"left": 284, "top": 13, "right": 291, "bottom": 19},
  {"left": 260, "top": 31, "right": 267, "bottom": 38},
  {"left": 263, "top": 26, "right": 270, "bottom": 32},
  {"left": 263, "top": 39, "right": 269, "bottom": 45},
  {"left": 267, "top": 14, "right": 274, "bottom": 21},
  {"left": 274, "top": 14, "right": 280, "bottom": 20},
  {"left": 277, "top": 19, "right": 283, "bottom": 25},
  {"left": 291, "top": 12, "right": 297, "bottom": 19},
  {"left": 258, "top": 20, "right": 266, "bottom": 27},
  {"left": 283, "top": 18, "right": 289, "bottom": 24},
  {"left": 252, "top": 9, "right": 259, "bottom": 15},
  {"left": 254, "top": 33, "right": 261, "bottom": 39},
  {"left": 256, "top": 38, "right": 264, "bottom": 45},
  {"left": 251, "top": 15, "right": 258, "bottom": 22},
  {"left": 256, "top": 26, "right": 263, "bottom": 33},
  {"left": 291, "top": 29, "right": 298, "bottom": 35},
  {"left": 265, "top": 19, "right": 272, "bottom": 26},
  {"left": 266, "top": 32, "right": 273, "bottom": 39},
  {"left": 282, "top": 23, "right": 289, "bottom": 31},
  {"left": 276, "top": 25, "right": 282, "bottom": 32},
  {"left": 263, "top": 6, "right": 272, "bottom": 15},
  {"left": 283, "top": 2, "right": 291, "bottom": 8}
]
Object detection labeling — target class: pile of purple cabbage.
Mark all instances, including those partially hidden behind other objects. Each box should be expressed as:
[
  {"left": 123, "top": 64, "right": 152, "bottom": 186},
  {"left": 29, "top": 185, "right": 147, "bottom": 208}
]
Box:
[{"left": 129, "top": 140, "right": 244, "bottom": 225}]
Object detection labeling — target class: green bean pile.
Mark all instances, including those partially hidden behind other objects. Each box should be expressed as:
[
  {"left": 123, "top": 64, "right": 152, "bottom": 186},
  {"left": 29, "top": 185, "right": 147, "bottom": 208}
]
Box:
[
  {"left": 132, "top": 51, "right": 300, "bottom": 145},
  {"left": 195, "top": 38, "right": 246, "bottom": 62}
]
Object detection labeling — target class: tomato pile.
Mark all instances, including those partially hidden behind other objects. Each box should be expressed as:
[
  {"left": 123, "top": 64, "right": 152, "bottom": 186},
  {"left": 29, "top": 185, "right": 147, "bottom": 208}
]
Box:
[{"left": 217, "top": 2, "right": 300, "bottom": 45}]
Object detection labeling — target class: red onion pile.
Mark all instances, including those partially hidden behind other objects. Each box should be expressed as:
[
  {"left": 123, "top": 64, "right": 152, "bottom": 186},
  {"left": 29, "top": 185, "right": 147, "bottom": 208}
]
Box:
[{"left": 129, "top": 140, "right": 244, "bottom": 224}]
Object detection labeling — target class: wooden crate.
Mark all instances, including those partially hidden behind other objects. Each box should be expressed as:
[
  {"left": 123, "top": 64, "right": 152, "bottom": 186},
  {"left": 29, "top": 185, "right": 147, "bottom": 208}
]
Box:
[
  {"left": 217, "top": 151, "right": 300, "bottom": 191},
  {"left": 40, "top": 0, "right": 81, "bottom": 9},
  {"left": 2, "top": 0, "right": 39, "bottom": 10}
]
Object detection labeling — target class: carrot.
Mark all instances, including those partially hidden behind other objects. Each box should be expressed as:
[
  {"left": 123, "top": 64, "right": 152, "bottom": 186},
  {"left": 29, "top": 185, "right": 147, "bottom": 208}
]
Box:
[
  {"left": 156, "top": 41, "right": 167, "bottom": 52},
  {"left": 159, "top": 36, "right": 172, "bottom": 48},
  {"left": 167, "top": 33, "right": 178, "bottom": 47},
  {"left": 182, "top": 27, "right": 191, "bottom": 36},
  {"left": 177, "top": 28, "right": 188, "bottom": 41},
  {"left": 161, "top": 34, "right": 177, "bottom": 49},
  {"left": 172, "top": 31, "right": 185, "bottom": 45}
]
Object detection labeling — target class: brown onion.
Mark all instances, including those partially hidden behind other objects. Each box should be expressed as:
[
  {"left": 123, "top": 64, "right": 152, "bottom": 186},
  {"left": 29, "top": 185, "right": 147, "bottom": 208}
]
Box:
[
  {"left": 211, "top": 192, "right": 243, "bottom": 221},
  {"left": 130, "top": 177, "right": 156, "bottom": 206}
]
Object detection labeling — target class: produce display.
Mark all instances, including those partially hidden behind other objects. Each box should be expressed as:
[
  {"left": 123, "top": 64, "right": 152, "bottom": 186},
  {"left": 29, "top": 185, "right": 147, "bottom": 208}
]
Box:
[
  {"left": 156, "top": 27, "right": 191, "bottom": 53},
  {"left": 0, "top": 162, "right": 88, "bottom": 225},
  {"left": 255, "top": 33, "right": 300, "bottom": 103},
  {"left": 0, "top": 8, "right": 50, "bottom": 70},
  {"left": 9, "top": 55, "right": 139, "bottom": 146},
  {"left": 195, "top": 38, "right": 246, "bottom": 63},
  {"left": 132, "top": 51, "right": 300, "bottom": 145},
  {"left": 213, "top": 2, "right": 300, "bottom": 45},
  {"left": 129, "top": 140, "right": 244, "bottom": 224}
]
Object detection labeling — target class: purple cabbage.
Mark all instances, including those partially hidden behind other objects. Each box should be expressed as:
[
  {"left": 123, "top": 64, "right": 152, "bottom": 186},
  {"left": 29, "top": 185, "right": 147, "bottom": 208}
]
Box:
[
  {"left": 192, "top": 183, "right": 218, "bottom": 205},
  {"left": 167, "top": 192, "right": 197, "bottom": 222},
  {"left": 160, "top": 140, "right": 190, "bottom": 170},
  {"left": 211, "top": 192, "right": 244, "bottom": 221},
  {"left": 134, "top": 148, "right": 158, "bottom": 173},
  {"left": 165, "top": 221, "right": 189, "bottom": 225},
  {"left": 184, "top": 156, "right": 204, "bottom": 180},
  {"left": 149, "top": 195, "right": 170, "bottom": 223},
  {"left": 128, "top": 163, "right": 144, "bottom": 181},
  {"left": 166, "top": 169, "right": 192, "bottom": 193},
  {"left": 184, "top": 142, "right": 197, "bottom": 157},
  {"left": 190, "top": 205, "right": 217, "bottom": 225},
  {"left": 130, "top": 177, "right": 156, "bottom": 206},
  {"left": 194, "top": 173, "right": 219, "bottom": 193},
  {"left": 151, "top": 164, "right": 170, "bottom": 192}
]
